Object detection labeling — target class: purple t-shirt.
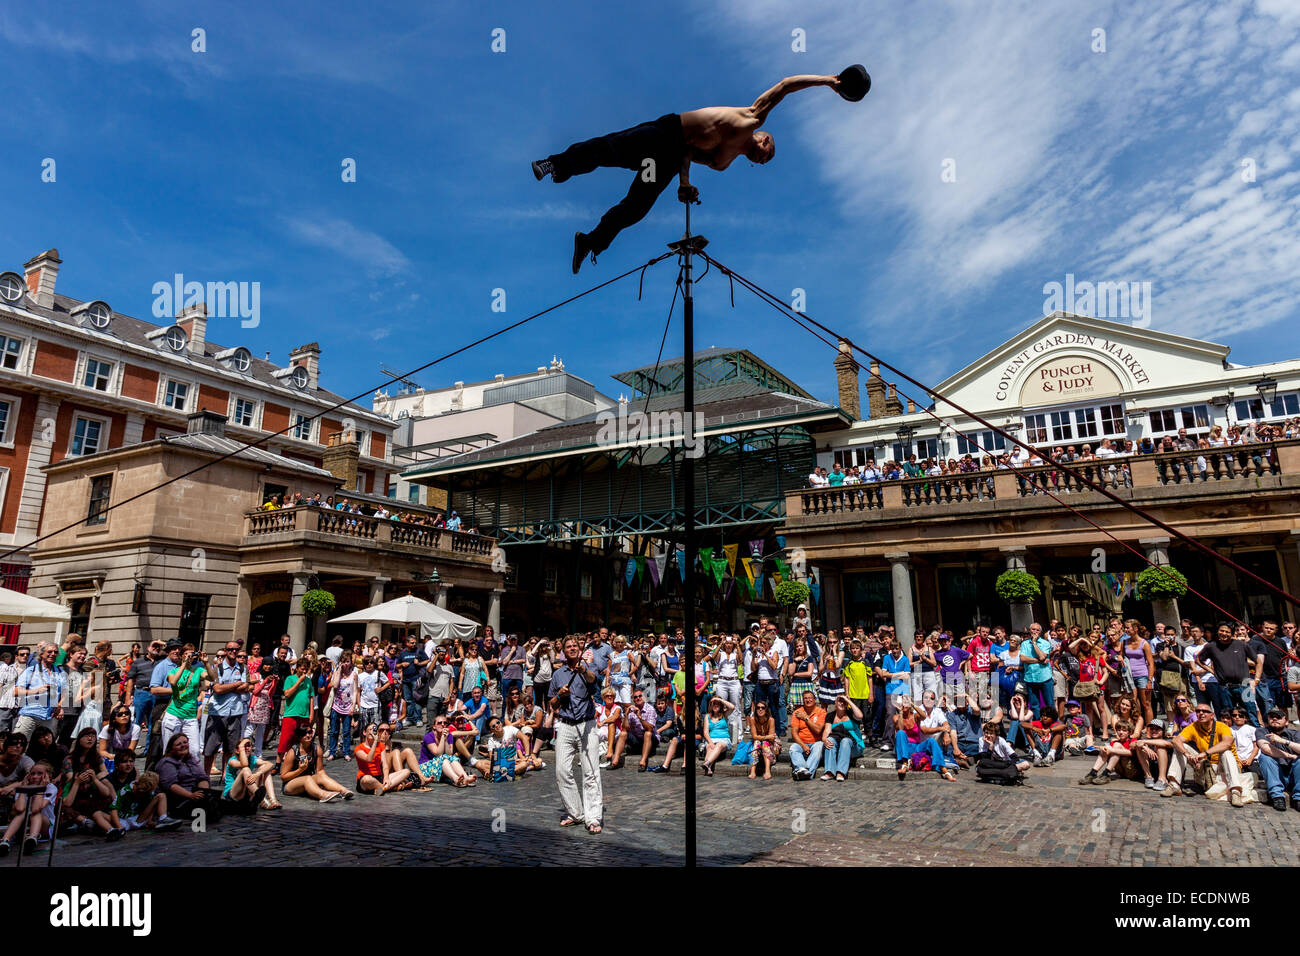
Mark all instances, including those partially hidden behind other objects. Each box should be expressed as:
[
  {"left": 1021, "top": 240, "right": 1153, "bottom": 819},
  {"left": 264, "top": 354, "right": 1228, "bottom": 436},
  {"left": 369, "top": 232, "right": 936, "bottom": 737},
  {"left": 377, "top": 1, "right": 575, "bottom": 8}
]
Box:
[
  {"left": 935, "top": 646, "right": 970, "bottom": 679},
  {"left": 420, "top": 729, "right": 452, "bottom": 763}
]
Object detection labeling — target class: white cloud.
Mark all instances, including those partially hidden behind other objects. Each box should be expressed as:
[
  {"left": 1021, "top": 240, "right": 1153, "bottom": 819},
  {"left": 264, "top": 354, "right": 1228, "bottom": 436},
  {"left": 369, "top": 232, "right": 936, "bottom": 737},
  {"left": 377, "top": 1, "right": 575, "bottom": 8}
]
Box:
[
  {"left": 283, "top": 216, "right": 411, "bottom": 277},
  {"left": 711, "top": 0, "right": 1300, "bottom": 346}
]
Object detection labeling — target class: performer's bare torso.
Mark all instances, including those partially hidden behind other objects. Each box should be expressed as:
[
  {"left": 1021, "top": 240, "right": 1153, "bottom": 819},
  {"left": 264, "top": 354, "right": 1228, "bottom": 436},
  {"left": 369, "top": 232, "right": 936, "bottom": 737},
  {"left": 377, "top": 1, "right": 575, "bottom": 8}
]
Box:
[{"left": 680, "top": 106, "right": 761, "bottom": 171}]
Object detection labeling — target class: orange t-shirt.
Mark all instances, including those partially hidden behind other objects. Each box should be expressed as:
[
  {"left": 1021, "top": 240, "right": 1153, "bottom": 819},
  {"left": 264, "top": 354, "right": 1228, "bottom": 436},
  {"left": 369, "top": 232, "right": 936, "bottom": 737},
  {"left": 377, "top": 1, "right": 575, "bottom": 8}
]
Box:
[
  {"left": 355, "top": 742, "right": 386, "bottom": 780},
  {"left": 791, "top": 706, "right": 827, "bottom": 746}
]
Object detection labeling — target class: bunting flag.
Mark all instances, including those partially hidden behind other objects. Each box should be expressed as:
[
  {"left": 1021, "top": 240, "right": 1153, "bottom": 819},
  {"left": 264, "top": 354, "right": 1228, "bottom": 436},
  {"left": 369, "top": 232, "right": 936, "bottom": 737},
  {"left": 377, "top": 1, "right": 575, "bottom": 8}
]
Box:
[
  {"left": 624, "top": 558, "right": 636, "bottom": 586},
  {"left": 774, "top": 558, "right": 792, "bottom": 581},
  {"left": 776, "top": 535, "right": 786, "bottom": 550},
  {"left": 809, "top": 567, "right": 822, "bottom": 606},
  {"left": 635, "top": 555, "right": 646, "bottom": 584},
  {"left": 676, "top": 548, "right": 686, "bottom": 582},
  {"left": 709, "top": 554, "right": 727, "bottom": 587},
  {"left": 741, "top": 557, "right": 756, "bottom": 592},
  {"left": 755, "top": 567, "right": 767, "bottom": 599},
  {"left": 651, "top": 553, "right": 666, "bottom": 586},
  {"left": 723, "top": 543, "right": 739, "bottom": 576},
  {"left": 699, "top": 547, "right": 712, "bottom": 575},
  {"left": 748, "top": 539, "right": 765, "bottom": 558},
  {"left": 723, "top": 577, "right": 735, "bottom": 602}
]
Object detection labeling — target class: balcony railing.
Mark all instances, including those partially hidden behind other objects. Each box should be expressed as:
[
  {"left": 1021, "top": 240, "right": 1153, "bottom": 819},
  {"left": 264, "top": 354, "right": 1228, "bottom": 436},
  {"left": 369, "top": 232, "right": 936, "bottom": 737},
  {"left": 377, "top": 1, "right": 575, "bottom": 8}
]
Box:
[
  {"left": 790, "top": 440, "right": 1297, "bottom": 519},
  {"left": 244, "top": 505, "right": 495, "bottom": 558}
]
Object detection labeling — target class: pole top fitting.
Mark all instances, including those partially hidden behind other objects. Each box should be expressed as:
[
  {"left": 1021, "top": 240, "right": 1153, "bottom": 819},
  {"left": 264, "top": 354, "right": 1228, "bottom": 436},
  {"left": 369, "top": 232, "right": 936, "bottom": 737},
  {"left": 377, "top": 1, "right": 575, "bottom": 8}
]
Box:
[{"left": 668, "top": 235, "right": 709, "bottom": 255}]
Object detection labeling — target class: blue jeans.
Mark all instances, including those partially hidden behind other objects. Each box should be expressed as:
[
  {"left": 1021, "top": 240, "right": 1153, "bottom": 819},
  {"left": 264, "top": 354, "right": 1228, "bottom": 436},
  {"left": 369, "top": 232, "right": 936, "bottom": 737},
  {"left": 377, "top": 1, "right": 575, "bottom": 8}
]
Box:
[
  {"left": 824, "top": 737, "right": 863, "bottom": 775},
  {"left": 133, "top": 689, "right": 154, "bottom": 753},
  {"left": 1224, "top": 682, "right": 1260, "bottom": 727},
  {"left": 1255, "top": 753, "right": 1299, "bottom": 800},
  {"left": 1255, "top": 678, "right": 1284, "bottom": 717},
  {"left": 328, "top": 711, "right": 353, "bottom": 757},
  {"left": 895, "top": 731, "right": 955, "bottom": 769},
  {"left": 1025, "top": 679, "right": 1053, "bottom": 719},
  {"left": 1204, "top": 682, "right": 1229, "bottom": 718},
  {"left": 401, "top": 683, "right": 423, "bottom": 725},
  {"left": 500, "top": 678, "right": 523, "bottom": 701},
  {"left": 789, "top": 741, "right": 824, "bottom": 774}
]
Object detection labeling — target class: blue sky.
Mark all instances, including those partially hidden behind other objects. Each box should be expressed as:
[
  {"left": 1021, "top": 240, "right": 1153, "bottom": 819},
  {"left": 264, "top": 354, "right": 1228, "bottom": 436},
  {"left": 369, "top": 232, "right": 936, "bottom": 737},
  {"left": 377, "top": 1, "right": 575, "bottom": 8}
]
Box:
[{"left": 2, "top": 0, "right": 1298, "bottom": 411}]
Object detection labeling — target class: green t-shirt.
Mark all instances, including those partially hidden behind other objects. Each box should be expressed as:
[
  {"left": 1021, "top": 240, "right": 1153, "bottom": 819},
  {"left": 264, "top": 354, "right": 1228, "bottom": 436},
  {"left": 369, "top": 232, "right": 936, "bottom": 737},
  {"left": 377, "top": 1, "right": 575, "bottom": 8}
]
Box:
[
  {"left": 166, "top": 664, "right": 204, "bottom": 719},
  {"left": 283, "top": 674, "right": 313, "bottom": 719},
  {"left": 842, "top": 659, "right": 872, "bottom": 699}
]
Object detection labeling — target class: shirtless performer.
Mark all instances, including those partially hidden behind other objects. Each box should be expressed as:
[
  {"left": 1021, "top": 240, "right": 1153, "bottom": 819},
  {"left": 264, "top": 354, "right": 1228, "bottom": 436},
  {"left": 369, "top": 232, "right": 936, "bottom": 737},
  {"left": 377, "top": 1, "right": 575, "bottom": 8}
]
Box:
[{"left": 532, "top": 74, "right": 845, "bottom": 273}]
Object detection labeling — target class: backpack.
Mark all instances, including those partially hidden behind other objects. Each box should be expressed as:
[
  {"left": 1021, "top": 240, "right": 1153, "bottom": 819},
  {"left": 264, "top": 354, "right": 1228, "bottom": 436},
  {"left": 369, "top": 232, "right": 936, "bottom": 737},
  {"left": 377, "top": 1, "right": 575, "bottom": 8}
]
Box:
[{"left": 975, "top": 754, "right": 1024, "bottom": 786}]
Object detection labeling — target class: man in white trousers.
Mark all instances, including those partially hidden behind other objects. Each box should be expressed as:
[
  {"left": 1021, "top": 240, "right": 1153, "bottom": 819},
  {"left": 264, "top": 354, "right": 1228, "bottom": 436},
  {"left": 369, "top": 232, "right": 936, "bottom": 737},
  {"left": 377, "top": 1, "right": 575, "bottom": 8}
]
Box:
[{"left": 548, "top": 635, "right": 603, "bottom": 834}]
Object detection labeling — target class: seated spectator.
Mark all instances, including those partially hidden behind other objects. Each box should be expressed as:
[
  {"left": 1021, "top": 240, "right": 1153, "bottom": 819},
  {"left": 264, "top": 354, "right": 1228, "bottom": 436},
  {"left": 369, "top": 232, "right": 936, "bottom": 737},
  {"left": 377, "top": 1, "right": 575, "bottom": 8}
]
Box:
[
  {"left": 0, "top": 732, "right": 33, "bottom": 820},
  {"left": 1079, "top": 718, "right": 1140, "bottom": 785},
  {"left": 978, "top": 721, "right": 1031, "bottom": 773},
  {"left": 646, "top": 694, "right": 684, "bottom": 775},
  {"left": 700, "top": 696, "right": 734, "bottom": 777},
  {"left": 945, "top": 694, "right": 992, "bottom": 762},
  {"left": 418, "top": 716, "right": 476, "bottom": 787},
  {"left": 377, "top": 724, "right": 435, "bottom": 788},
  {"left": 60, "top": 728, "right": 125, "bottom": 840},
  {"left": 919, "top": 691, "right": 965, "bottom": 767},
  {"left": 221, "top": 737, "right": 280, "bottom": 812},
  {"left": 156, "top": 733, "right": 220, "bottom": 824},
  {"left": 821, "top": 695, "right": 865, "bottom": 782},
  {"left": 446, "top": 709, "right": 480, "bottom": 763},
  {"left": 471, "top": 718, "right": 534, "bottom": 778},
  {"left": 1130, "top": 719, "right": 1177, "bottom": 793},
  {"left": 1018, "top": 704, "right": 1063, "bottom": 766},
  {"left": 894, "top": 697, "right": 956, "bottom": 782},
  {"left": 747, "top": 699, "right": 781, "bottom": 780},
  {"left": 24, "top": 727, "right": 67, "bottom": 787},
  {"left": 1169, "top": 702, "right": 1247, "bottom": 807},
  {"left": 280, "top": 726, "right": 356, "bottom": 802},
  {"left": 353, "top": 723, "right": 409, "bottom": 795},
  {"left": 98, "top": 705, "right": 140, "bottom": 768},
  {"left": 1059, "top": 699, "right": 1095, "bottom": 756},
  {"left": 596, "top": 687, "right": 627, "bottom": 770},
  {"left": 788, "top": 690, "right": 826, "bottom": 781},
  {"left": 0, "top": 761, "right": 57, "bottom": 856},
  {"left": 624, "top": 688, "right": 660, "bottom": 772},
  {"left": 111, "top": 765, "right": 181, "bottom": 831},
  {"left": 1254, "top": 708, "right": 1300, "bottom": 812}
]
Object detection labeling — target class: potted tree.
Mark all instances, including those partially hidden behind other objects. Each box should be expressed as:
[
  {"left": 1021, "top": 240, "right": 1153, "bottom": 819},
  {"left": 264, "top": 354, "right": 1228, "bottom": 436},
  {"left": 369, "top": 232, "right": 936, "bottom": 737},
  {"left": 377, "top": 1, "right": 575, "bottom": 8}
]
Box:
[
  {"left": 1136, "top": 565, "right": 1188, "bottom": 632},
  {"left": 774, "top": 579, "right": 812, "bottom": 629},
  {"left": 995, "top": 569, "right": 1040, "bottom": 634}
]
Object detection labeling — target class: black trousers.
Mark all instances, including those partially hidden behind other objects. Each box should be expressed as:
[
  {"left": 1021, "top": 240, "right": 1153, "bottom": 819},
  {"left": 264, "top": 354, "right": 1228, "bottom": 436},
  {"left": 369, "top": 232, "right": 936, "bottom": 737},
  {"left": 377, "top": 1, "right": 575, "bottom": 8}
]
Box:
[{"left": 549, "top": 113, "right": 687, "bottom": 255}]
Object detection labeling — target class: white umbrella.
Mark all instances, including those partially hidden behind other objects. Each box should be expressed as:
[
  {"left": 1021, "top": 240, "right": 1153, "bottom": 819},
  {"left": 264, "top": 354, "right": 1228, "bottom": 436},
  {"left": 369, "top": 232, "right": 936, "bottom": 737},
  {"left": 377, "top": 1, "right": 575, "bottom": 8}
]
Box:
[
  {"left": 0, "top": 585, "right": 71, "bottom": 625},
  {"left": 327, "top": 594, "right": 479, "bottom": 641}
]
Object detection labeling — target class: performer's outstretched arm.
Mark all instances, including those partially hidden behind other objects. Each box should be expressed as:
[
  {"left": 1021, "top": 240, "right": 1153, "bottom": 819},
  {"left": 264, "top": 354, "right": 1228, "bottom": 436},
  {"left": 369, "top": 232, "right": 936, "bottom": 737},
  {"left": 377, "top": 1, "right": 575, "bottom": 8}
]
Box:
[{"left": 751, "top": 74, "right": 841, "bottom": 122}]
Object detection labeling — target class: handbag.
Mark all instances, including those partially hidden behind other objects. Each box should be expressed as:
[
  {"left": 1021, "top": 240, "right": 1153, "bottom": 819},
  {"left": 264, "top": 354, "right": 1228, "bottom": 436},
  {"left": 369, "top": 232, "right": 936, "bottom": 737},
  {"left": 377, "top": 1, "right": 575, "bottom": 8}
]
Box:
[
  {"left": 731, "top": 740, "right": 753, "bottom": 765},
  {"left": 1073, "top": 680, "right": 1100, "bottom": 700}
]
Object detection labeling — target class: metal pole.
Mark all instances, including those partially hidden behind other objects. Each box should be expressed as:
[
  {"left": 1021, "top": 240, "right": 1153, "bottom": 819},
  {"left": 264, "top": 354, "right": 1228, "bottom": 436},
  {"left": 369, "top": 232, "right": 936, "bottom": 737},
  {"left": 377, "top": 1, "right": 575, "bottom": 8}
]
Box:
[{"left": 669, "top": 201, "right": 706, "bottom": 868}]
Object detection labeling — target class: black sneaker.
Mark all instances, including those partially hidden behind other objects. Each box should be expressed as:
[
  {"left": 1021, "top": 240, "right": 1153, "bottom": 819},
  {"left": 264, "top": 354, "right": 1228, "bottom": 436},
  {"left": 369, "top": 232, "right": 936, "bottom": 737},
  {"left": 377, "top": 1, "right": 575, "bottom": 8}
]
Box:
[
  {"left": 531, "top": 159, "right": 554, "bottom": 181},
  {"left": 1273, "top": 797, "right": 1288, "bottom": 812},
  {"left": 647, "top": 765, "right": 668, "bottom": 774},
  {"left": 0, "top": 839, "right": 9, "bottom": 857},
  {"left": 22, "top": 837, "right": 37, "bottom": 856},
  {"left": 572, "top": 232, "right": 595, "bottom": 275}
]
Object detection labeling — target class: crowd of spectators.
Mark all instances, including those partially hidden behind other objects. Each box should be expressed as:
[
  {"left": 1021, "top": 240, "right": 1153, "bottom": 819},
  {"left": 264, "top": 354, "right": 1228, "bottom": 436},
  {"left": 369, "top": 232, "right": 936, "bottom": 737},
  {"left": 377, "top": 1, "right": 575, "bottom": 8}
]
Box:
[
  {"left": 259, "top": 493, "right": 479, "bottom": 534},
  {"left": 805, "top": 419, "right": 1293, "bottom": 497}
]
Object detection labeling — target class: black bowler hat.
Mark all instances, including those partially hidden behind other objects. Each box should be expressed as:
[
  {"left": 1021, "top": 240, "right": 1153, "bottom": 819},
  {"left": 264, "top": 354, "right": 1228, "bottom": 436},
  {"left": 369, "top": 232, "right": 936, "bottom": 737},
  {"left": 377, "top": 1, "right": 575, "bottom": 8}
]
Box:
[{"left": 837, "top": 64, "right": 871, "bottom": 102}]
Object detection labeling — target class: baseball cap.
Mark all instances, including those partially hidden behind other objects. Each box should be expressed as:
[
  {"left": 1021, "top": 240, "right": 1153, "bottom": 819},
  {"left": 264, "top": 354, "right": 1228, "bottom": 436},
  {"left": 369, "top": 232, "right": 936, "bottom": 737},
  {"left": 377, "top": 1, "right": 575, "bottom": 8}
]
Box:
[
  {"left": 1066, "top": 699, "right": 1081, "bottom": 709},
  {"left": 1147, "top": 718, "right": 1166, "bottom": 730},
  {"left": 165, "top": 638, "right": 183, "bottom": 650}
]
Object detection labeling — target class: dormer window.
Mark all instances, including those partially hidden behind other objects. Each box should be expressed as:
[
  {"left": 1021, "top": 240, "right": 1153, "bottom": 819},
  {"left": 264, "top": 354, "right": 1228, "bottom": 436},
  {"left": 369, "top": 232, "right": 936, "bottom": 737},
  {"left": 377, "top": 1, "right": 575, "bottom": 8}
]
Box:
[
  {"left": 72, "top": 300, "right": 113, "bottom": 330},
  {"left": 291, "top": 366, "right": 309, "bottom": 389},
  {"left": 0, "top": 273, "right": 24, "bottom": 304},
  {"left": 86, "top": 302, "right": 112, "bottom": 329},
  {"left": 163, "top": 326, "right": 188, "bottom": 352},
  {"left": 231, "top": 347, "right": 251, "bottom": 372}
]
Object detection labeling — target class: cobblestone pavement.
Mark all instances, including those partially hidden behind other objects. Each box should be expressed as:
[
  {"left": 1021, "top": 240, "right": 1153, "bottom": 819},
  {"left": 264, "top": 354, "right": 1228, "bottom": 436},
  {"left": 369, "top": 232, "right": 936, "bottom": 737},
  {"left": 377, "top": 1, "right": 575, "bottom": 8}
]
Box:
[
  {"left": 3, "top": 758, "right": 686, "bottom": 868},
  {"left": 697, "top": 761, "right": 1300, "bottom": 867}
]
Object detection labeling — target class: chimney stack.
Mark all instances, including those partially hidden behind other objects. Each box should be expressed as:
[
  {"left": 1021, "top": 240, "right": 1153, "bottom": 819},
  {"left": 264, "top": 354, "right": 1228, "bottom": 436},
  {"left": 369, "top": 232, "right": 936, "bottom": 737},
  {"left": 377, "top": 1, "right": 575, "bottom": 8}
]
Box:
[
  {"left": 864, "top": 359, "right": 887, "bottom": 419},
  {"left": 289, "top": 342, "right": 321, "bottom": 390},
  {"left": 187, "top": 410, "right": 227, "bottom": 438},
  {"left": 23, "top": 249, "right": 60, "bottom": 308},
  {"left": 833, "top": 339, "right": 861, "bottom": 420},
  {"left": 906, "top": 398, "right": 916, "bottom": 414},
  {"left": 884, "top": 383, "right": 904, "bottom": 417},
  {"left": 176, "top": 302, "right": 208, "bottom": 357}
]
